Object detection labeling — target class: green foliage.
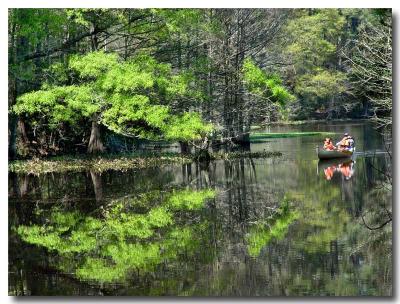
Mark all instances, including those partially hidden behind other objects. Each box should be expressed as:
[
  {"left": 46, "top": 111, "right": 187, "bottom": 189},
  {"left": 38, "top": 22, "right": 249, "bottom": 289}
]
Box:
[
  {"left": 286, "top": 9, "right": 345, "bottom": 71},
  {"left": 243, "top": 58, "right": 294, "bottom": 107},
  {"left": 70, "top": 51, "right": 119, "bottom": 79},
  {"left": 295, "top": 69, "right": 347, "bottom": 100},
  {"left": 14, "top": 85, "right": 100, "bottom": 128},
  {"left": 152, "top": 9, "right": 209, "bottom": 36},
  {"left": 164, "top": 112, "right": 214, "bottom": 141},
  {"left": 284, "top": 9, "right": 350, "bottom": 118},
  {"left": 9, "top": 9, "right": 67, "bottom": 45},
  {"left": 14, "top": 51, "right": 213, "bottom": 146}
]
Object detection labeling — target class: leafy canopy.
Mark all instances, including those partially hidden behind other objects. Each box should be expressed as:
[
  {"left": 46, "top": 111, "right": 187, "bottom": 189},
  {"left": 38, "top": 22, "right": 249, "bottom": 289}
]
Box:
[
  {"left": 242, "top": 58, "right": 294, "bottom": 107},
  {"left": 14, "top": 51, "right": 213, "bottom": 141}
]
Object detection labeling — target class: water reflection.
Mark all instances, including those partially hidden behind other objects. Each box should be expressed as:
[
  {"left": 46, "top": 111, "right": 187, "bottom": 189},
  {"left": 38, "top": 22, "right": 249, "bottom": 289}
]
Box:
[
  {"left": 319, "top": 159, "right": 355, "bottom": 180},
  {"left": 8, "top": 121, "right": 392, "bottom": 296}
]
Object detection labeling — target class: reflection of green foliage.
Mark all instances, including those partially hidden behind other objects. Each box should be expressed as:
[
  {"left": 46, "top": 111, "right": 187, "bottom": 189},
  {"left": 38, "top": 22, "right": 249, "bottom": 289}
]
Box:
[
  {"left": 167, "top": 189, "right": 215, "bottom": 210},
  {"left": 17, "top": 211, "right": 100, "bottom": 254},
  {"left": 16, "top": 188, "right": 216, "bottom": 283},
  {"left": 77, "top": 243, "right": 162, "bottom": 282},
  {"left": 303, "top": 204, "right": 349, "bottom": 253},
  {"left": 247, "top": 198, "right": 299, "bottom": 257},
  {"left": 285, "top": 175, "right": 349, "bottom": 253},
  {"left": 286, "top": 176, "right": 351, "bottom": 254},
  {"left": 103, "top": 206, "right": 173, "bottom": 240}
]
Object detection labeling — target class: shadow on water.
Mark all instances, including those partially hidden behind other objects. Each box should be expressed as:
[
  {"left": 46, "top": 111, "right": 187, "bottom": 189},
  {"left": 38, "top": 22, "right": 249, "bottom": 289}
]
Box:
[{"left": 8, "top": 121, "right": 392, "bottom": 296}]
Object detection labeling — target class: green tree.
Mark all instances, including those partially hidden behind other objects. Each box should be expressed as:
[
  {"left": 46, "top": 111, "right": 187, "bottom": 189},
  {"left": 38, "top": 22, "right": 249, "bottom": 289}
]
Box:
[
  {"left": 242, "top": 58, "right": 294, "bottom": 122},
  {"left": 8, "top": 9, "right": 70, "bottom": 158},
  {"left": 14, "top": 51, "right": 213, "bottom": 154},
  {"left": 345, "top": 9, "right": 392, "bottom": 127},
  {"left": 284, "top": 9, "right": 348, "bottom": 119}
]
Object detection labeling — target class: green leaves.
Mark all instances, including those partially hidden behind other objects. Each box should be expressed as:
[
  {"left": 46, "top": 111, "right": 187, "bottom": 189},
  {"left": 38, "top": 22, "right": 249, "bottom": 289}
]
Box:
[
  {"left": 283, "top": 9, "right": 351, "bottom": 118},
  {"left": 164, "top": 112, "right": 214, "bottom": 141},
  {"left": 70, "top": 51, "right": 119, "bottom": 79},
  {"left": 243, "top": 58, "right": 294, "bottom": 106},
  {"left": 15, "top": 51, "right": 213, "bottom": 144},
  {"left": 14, "top": 85, "right": 101, "bottom": 128},
  {"left": 295, "top": 69, "right": 347, "bottom": 99},
  {"left": 285, "top": 9, "right": 345, "bottom": 70}
]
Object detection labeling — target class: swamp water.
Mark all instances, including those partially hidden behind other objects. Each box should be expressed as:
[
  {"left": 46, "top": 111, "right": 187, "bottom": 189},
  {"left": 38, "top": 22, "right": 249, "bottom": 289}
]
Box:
[{"left": 8, "top": 120, "right": 392, "bottom": 296}]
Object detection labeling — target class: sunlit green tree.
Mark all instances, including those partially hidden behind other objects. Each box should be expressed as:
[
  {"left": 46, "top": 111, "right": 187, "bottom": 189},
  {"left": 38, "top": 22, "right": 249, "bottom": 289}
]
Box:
[{"left": 14, "top": 51, "right": 213, "bottom": 154}]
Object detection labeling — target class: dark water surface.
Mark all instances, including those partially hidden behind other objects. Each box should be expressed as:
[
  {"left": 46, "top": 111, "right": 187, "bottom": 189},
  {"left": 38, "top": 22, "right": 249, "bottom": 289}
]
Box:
[{"left": 8, "top": 120, "right": 392, "bottom": 296}]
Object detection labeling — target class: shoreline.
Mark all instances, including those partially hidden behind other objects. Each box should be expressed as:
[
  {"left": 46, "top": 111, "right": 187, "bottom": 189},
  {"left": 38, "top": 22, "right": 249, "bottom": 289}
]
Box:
[{"left": 9, "top": 151, "right": 282, "bottom": 175}]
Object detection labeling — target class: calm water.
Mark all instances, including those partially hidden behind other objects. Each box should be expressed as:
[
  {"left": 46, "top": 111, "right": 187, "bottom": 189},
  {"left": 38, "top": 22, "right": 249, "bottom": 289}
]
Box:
[{"left": 8, "top": 120, "right": 392, "bottom": 296}]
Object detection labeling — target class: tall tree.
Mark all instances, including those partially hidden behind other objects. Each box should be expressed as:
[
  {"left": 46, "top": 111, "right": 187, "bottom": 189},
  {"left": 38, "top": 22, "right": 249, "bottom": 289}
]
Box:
[
  {"left": 14, "top": 51, "right": 212, "bottom": 154},
  {"left": 284, "top": 9, "right": 349, "bottom": 119},
  {"left": 344, "top": 9, "right": 392, "bottom": 128}
]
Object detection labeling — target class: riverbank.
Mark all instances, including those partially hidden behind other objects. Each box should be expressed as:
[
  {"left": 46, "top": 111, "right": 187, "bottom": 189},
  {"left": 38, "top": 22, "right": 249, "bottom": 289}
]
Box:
[
  {"left": 9, "top": 151, "right": 282, "bottom": 174},
  {"left": 251, "top": 118, "right": 372, "bottom": 130}
]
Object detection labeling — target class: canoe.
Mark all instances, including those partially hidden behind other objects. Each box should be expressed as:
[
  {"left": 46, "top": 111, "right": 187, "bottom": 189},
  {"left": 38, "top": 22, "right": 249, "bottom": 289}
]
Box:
[
  {"left": 318, "top": 158, "right": 353, "bottom": 170},
  {"left": 316, "top": 146, "right": 353, "bottom": 160}
]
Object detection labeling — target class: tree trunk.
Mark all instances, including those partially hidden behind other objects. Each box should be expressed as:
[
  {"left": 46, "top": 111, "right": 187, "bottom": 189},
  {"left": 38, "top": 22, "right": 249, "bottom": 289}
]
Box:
[
  {"left": 17, "top": 119, "right": 29, "bottom": 144},
  {"left": 9, "top": 114, "right": 18, "bottom": 160},
  {"left": 8, "top": 19, "right": 18, "bottom": 160},
  {"left": 179, "top": 141, "right": 190, "bottom": 154},
  {"left": 8, "top": 75, "right": 18, "bottom": 159},
  {"left": 90, "top": 170, "right": 103, "bottom": 203},
  {"left": 87, "top": 118, "right": 105, "bottom": 154},
  {"left": 87, "top": 29, "right": 105, "bottom": 155}
]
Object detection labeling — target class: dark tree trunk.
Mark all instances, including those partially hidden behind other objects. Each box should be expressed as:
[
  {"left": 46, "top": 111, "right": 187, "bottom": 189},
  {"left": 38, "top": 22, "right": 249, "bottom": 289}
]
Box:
[
  {"left": 90, "top": 171, "right": 103, "bottom": 203},
  {"left": 8, "top": 20, "right": 17, "bottom": 160},
  {"left": 87, "top": 118, "right": 105, "bottom": 154},
  {"left": 179, "top": 141, "right": 190, "bottom": 154},
  {"left": 17, "top": 119, "right": 29, "bottom": 145},
  {"left": 86, "top": 24, "right": 105, "bottom": 155},
  {"left": 8, "top": 72, "right": 18, "bottom": 159},
  {"left": 9, "top": 114, "right": 18, "bottom": 160}
]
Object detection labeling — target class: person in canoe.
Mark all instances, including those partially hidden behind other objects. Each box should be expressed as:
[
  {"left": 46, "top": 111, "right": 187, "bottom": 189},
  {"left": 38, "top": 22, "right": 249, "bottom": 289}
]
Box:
[
  {"left": 323, "top": 137, "right": 336, "bottom": 150},
  {"left": 336, "top": 133, "right": 355, "bottom": 152}
]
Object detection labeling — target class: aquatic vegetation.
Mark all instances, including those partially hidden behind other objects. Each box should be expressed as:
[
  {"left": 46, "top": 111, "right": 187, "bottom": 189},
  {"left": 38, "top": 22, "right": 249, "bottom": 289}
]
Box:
[
  {"left": 211, "top": 151, "right": 282, "bottom": 160},
  {"left": 250, "top": 131, "right": 336, "bottom": 142}
]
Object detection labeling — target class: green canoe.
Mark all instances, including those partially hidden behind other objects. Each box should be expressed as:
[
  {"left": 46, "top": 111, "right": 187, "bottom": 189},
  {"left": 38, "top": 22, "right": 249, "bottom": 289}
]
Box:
[{"left": 316, "top": 146, "right": 353, "bottom": 160}]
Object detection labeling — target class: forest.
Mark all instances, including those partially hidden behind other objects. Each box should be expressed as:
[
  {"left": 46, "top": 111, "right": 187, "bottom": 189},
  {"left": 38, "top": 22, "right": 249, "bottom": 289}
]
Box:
[
  {"left": 8, "top": 8, "right": 392, "bottom": 159},
  {"left": 8, "top": 8, "right": 393, "bottom": 296}
]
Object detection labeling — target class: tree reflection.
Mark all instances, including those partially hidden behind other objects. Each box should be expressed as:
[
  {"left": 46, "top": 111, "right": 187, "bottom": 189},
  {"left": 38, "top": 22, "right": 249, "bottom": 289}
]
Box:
[
  {"left": 9, "top": 153, "right": 392, "bottom": 295},
  {"left": 15, "top": 188, "right": 216, "bottom": 283}
]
